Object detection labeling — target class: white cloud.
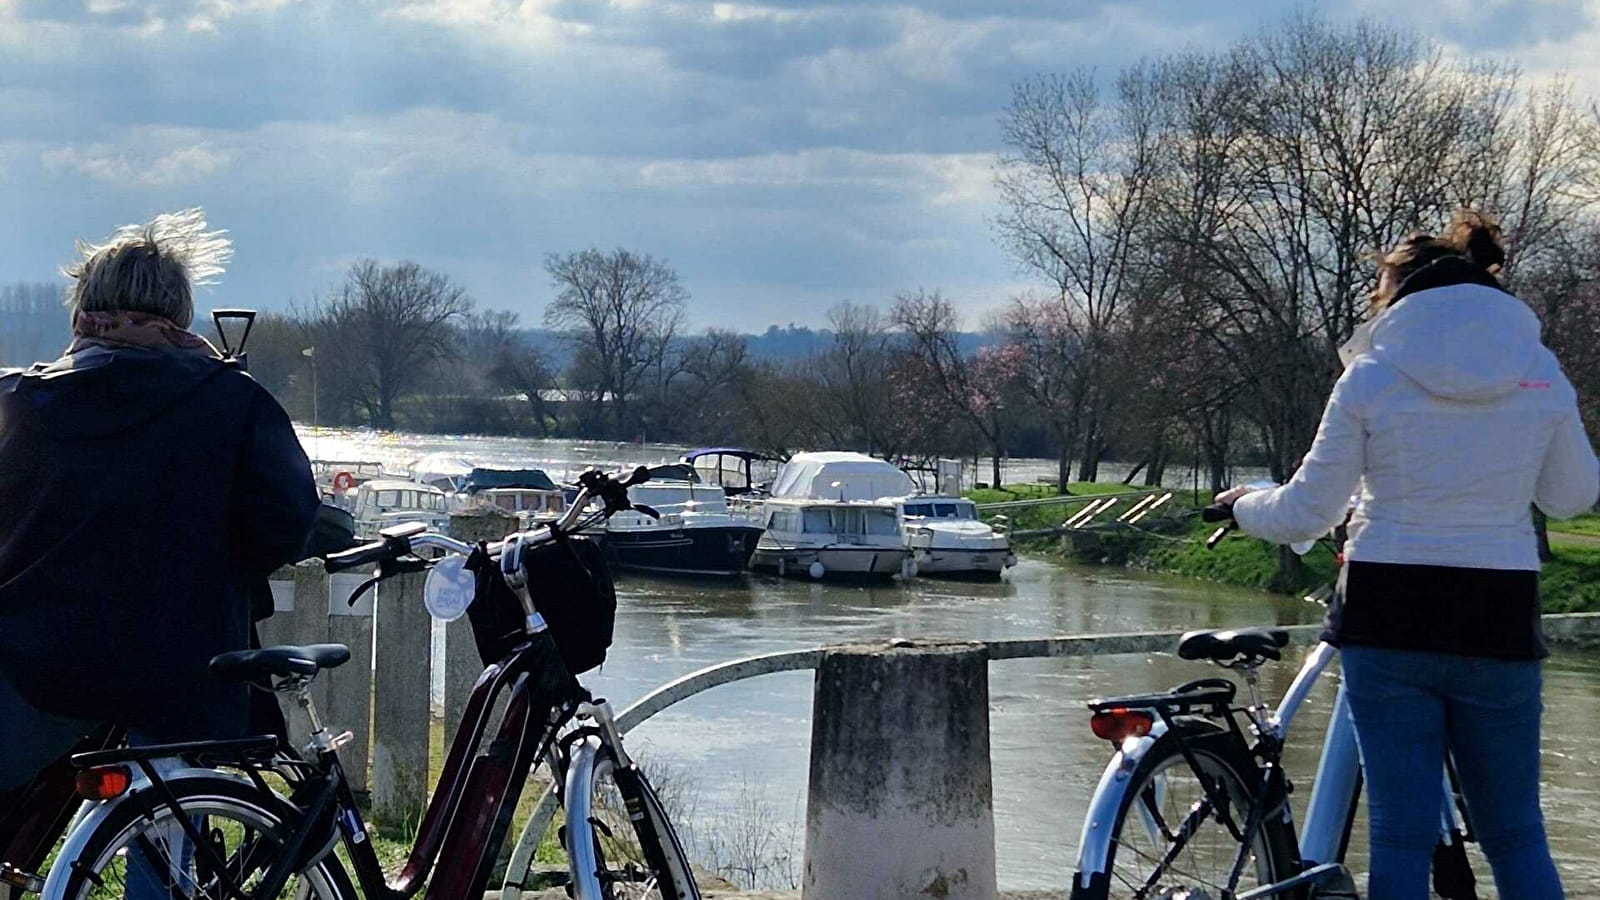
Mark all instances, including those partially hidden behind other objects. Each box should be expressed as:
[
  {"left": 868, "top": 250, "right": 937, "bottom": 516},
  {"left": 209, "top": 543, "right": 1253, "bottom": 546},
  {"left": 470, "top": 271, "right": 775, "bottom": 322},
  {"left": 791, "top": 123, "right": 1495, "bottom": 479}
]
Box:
[{"left": 40, "top": 134, "right": 232, "bottom": 187}]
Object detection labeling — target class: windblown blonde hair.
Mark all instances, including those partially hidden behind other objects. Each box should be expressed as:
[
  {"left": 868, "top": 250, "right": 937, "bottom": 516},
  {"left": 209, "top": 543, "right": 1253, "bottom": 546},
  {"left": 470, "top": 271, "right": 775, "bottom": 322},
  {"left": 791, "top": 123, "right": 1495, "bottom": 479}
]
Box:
[{"left": 64, "top": 208, "right": 232, "bottom": 329}]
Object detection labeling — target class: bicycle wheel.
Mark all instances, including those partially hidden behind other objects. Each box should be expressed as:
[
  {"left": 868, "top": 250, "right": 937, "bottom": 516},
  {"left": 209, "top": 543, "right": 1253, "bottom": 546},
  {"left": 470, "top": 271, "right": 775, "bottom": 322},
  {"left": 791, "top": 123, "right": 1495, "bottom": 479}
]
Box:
[
  {"left": 1092, "top": 721, "right": 1301, "bottom": 900},
  {"left": 563, "top": 737, "right": 700, "bottom": 900},
  {"left": 57, "top": 775, "right": 356, "bottom": 900}
]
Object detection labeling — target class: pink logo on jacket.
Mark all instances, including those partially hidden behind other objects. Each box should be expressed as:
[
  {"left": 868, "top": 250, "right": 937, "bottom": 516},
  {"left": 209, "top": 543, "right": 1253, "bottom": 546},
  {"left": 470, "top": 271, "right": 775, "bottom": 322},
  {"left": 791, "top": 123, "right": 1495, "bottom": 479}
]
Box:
[{"left": 1519, "top": 380, "right": 1552, "bottom": 389}]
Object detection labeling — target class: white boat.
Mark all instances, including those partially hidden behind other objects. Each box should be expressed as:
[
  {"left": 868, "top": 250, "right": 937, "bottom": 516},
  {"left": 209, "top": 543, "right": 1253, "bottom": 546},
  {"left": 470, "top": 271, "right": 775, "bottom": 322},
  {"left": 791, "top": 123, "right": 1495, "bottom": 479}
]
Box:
[
  {"left": 411, "top": 453, "right": 476, "bottom": 493},
  {"left": 311, "top": 459, "right": 401, "bottom": 508},
  {"left": 453, "top": 468, "right": 567, "bottom": 522},
  {"left": 604, "top": 481, "right": 763, "bottom": 576},
  {"left": 750, "top": 497, "right": 910, "bottom": 579},
  {"left": 751, "top": 452, "right": 913, "bottom": 579},
  {"left": 897, "top": 496, "right": 1016, "bottom": 579},
  {"left": 350, "top": 479, "right": 449, "bottom": 537},
  {"left": 764, "top": 451, "right": 1014, "bottom": 579}
]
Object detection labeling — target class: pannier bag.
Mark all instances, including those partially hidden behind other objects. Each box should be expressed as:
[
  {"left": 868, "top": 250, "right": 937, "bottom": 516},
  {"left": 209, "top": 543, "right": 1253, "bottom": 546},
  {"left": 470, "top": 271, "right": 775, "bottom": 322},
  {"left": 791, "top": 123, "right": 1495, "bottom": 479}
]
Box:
[{"left": 463, "top": 535, "right": 617, "bottom": 675}]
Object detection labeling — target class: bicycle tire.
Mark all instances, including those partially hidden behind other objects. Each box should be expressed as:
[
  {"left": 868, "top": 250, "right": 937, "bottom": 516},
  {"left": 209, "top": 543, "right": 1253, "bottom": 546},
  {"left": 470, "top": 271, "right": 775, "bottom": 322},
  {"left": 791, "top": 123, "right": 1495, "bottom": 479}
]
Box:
[
  {"left": 564, "top": 737, "right": 700, "bottom": 900},
  {"left": 1078, "top": 719, "right": 1303, "bottom": 900},
  {"left": 56, "top": 774, "right": 356, "bottom": 900}
]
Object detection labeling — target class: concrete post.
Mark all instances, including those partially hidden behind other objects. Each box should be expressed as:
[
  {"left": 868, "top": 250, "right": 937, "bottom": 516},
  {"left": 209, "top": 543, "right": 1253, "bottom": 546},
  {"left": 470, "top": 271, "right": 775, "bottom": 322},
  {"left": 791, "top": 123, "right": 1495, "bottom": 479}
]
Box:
[
  {"left": 259, "top": 563, "right": 332, "bottom": 750},
  {"left": 802, "top": 640, "right": 998, "bottom": 900},
  {"left": 371, "top": 570, "right": 431, "bottom": 828},
  {"left": 444, "top": 509, "right": 520, "bottom": 739},
  {"left": 326, "top": 571, "right": 375, "bottom": 797}
]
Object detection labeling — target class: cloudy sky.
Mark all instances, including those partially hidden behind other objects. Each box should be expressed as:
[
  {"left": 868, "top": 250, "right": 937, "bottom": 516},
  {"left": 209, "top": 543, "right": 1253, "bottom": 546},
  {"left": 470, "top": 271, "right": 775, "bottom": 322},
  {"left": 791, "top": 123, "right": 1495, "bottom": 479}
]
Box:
[{"left": 1, "top": 0, "right": 1596, "bottom": 331}]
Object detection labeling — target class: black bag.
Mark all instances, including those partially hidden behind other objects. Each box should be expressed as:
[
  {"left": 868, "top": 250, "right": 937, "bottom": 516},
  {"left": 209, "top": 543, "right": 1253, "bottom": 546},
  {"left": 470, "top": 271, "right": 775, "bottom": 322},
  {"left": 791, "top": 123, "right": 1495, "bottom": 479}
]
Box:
[{"left": 463, "top": 535, "right": 616, "bottom": 675}]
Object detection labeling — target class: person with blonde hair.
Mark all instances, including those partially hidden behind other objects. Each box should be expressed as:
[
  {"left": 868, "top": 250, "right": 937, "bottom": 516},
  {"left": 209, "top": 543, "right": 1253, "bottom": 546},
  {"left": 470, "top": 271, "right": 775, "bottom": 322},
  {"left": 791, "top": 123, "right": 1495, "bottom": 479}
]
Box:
[
  {"left": 1217, "top": 210, "right": 1598, "bottom": 898},
  {"left": 0, "top": 209, "right": 318, "bottom": 796}
]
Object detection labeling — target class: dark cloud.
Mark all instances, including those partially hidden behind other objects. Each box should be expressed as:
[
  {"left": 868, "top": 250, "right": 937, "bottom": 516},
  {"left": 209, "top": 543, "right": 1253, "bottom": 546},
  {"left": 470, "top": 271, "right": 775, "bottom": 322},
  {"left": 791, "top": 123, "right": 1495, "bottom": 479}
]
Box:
[{"left": 0, "top": 0, "right": 1592, "bottom": 329}]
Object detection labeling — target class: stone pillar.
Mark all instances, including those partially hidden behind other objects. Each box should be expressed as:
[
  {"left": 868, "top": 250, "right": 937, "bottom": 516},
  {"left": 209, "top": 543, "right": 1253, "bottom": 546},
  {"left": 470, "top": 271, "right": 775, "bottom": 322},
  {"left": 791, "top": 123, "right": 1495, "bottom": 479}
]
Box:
[
  {"left": 444, "top": 509, "right": 520, "bottom": 740},
  {"left": 371, "top": 570, "right": 430, "bottom": 827},
  {"left": 802, "top": 641, "right": 997, "bottom": 900},
  {"left": 326, "top": 570, "right": 375, "bottom": 797}
]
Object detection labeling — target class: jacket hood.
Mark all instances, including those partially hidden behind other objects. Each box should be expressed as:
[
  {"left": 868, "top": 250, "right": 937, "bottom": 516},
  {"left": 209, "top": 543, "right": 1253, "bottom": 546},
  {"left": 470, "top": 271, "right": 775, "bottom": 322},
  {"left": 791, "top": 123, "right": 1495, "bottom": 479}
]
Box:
[
  {"left": 1368, "top": 281, "right": 1542, "bottom": 401},
  {"left": 0, "top": 346, "right": 234, "bottom": 438}
]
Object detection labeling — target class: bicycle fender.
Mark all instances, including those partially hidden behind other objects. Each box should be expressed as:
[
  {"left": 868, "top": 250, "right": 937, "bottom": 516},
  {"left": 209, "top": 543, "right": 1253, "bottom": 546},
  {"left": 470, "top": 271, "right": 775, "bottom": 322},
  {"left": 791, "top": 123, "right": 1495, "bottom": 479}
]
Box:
[
  {"left": 563, "top": 735, "right": 606, "bottom": 900},
  {"left": 1070, "top": 719, "right": 1169, "bottom": 892},
  {"left": 39, "top": 767, "right": 257, "bottom": 900}
]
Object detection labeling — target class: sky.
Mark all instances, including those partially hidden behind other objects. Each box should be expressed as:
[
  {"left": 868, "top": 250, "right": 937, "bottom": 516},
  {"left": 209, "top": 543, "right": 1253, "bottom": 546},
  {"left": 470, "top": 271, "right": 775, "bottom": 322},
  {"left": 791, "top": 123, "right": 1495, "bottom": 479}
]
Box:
[{"left": 1, "top": 0, "right": 1597, "bottom": 331}]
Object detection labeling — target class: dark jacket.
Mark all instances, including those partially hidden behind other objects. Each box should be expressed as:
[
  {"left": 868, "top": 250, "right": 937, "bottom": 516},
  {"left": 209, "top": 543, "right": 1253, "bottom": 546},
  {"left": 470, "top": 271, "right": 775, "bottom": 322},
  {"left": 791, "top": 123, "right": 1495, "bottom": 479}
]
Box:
[{"left": 0, "top": 346, "right": 318, "bottom": 741}]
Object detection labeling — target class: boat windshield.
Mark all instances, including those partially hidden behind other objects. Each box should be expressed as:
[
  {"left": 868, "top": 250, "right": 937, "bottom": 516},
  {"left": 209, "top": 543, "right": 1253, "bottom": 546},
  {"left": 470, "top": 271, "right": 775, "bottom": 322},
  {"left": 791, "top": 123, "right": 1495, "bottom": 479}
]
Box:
[
  {"left": 375, "top": 489, "right": 443, "bottom": 511},
  {"left": 902, "top": 501, "right": 974, "bottom": 520},
  {"left": 801, "top": 506, "right": 899, "bottom": 536}
]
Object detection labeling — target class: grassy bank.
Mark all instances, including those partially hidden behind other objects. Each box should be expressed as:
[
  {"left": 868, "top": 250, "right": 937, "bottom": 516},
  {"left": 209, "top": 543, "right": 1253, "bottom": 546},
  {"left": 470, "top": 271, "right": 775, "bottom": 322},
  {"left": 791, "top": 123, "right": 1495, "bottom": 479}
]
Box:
[
  {"left": 965, "top": 482, "right": 1183, "bottom": 534},
  {"left": 1005, "top": 501, "right": 1600, "bottom": 614}
]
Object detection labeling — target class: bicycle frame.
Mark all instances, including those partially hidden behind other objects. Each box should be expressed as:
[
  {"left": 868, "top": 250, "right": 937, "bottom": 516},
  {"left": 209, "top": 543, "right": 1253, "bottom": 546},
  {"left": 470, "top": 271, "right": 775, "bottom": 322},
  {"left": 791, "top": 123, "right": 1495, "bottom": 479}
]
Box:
[
  {"left": 327, "top": 631, "right": 585, "bottom": 900},
  {"left": 1072, "top": 641, "right": 1472, "bottom": 897}
]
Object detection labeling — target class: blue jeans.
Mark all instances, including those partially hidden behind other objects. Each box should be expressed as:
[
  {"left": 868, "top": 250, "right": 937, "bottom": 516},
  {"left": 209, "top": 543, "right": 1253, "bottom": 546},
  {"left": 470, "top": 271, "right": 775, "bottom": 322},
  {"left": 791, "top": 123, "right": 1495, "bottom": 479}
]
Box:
[{"left": 1341, "top": 646, "right": 1564, "bottom": 899}]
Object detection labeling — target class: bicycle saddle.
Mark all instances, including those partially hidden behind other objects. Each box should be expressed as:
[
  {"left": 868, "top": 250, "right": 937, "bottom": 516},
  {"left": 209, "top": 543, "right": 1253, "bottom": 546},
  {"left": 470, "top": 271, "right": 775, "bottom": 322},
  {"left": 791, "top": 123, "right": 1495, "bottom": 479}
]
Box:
[
  {"left": 1177, "top": 627, "right": 1290, "bottom": 663},
  {"left": 210, "top": 643, "right": 352, "bottom": 681}
]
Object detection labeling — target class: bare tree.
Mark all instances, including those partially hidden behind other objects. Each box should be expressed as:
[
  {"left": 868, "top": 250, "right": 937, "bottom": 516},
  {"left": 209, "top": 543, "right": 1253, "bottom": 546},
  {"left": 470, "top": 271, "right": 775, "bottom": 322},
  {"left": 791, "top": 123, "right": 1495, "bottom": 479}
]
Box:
[
  {"left": 812, "top": 302, "right": 898, "bottom": 454},
  {"left": 995, "top": 66, "right": 1160, "bottom": 480},
  {"left": 0, "top": 282, "right": 64, "bottom": 367},
  {"left": 544, "top": 248, "right": 687, "bottom": 439},
  {"left": 307, "top": 260, "right": 472, "bottom": 430},
  {"left": 890, "top": 290, "right": 1014, "bottom": 487}
]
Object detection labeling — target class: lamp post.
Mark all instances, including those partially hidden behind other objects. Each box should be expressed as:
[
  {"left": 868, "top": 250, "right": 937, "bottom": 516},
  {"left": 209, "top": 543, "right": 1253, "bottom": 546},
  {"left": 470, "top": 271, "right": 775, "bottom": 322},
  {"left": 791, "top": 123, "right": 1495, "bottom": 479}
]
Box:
[{"left": 302, "top": 346, "right": 318, "bottom": 457}]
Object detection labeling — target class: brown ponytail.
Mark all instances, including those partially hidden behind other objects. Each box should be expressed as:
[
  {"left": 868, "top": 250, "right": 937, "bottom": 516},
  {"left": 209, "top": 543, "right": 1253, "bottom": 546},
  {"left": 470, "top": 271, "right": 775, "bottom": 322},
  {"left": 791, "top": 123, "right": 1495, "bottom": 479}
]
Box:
[
  {"left": 1370, "top": 209, "right": 1506, "bottom": 312},
  {"left": 1443, "top": 208, "right": 1506, "bottom": 274}
]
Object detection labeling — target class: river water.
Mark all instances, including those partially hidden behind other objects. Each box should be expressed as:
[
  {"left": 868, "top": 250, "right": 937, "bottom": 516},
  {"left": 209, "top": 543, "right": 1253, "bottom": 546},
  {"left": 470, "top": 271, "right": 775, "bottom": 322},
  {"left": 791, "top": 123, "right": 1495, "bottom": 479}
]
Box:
[{"left": 302, "top": 428, "right": 1600, "bottom": 893}]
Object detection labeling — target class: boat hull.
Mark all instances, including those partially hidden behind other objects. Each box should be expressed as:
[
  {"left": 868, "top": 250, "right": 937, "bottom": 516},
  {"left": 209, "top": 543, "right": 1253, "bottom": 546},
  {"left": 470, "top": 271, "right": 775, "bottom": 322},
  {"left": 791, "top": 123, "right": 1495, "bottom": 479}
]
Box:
[
  {"left": 750, "top": 543, "right": 909, "bottom": 579},
  {"left": 605, "top": 524, "right": 763, "bottom": 577},
  {"left": 911, "top": 546, "right": 1010, "bottom": 578}
]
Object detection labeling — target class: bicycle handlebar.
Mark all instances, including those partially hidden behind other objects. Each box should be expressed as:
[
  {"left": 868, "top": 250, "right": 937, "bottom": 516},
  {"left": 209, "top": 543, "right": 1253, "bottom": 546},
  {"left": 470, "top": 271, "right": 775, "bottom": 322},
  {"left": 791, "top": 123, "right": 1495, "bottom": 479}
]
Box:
[{"left": 1200, "top": 504, "right": 1234, "bottom": 523}]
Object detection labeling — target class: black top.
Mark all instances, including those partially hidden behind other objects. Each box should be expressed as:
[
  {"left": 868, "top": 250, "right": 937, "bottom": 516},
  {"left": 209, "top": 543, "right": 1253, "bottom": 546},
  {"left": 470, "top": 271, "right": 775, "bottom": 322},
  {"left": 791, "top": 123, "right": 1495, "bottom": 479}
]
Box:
[
  {"left": 1323, "top": 560, "right": 1545, "bottom": 660},
  {"left": 0, "top": 347, "right": 319, "bottom": 741}
]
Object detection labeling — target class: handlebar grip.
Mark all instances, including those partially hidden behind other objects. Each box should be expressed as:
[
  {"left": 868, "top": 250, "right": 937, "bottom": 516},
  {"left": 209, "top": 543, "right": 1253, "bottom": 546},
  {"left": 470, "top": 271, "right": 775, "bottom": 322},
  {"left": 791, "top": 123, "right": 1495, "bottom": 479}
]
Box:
[
  {"left": 1201, "top": 504, "right": 1234, "bottom": 523},
  {"left": 325, "top": 541, "right": 390, "bottom": 573},
  {"left": 624, "top": 465, "right": 651, "bottom": 488}
]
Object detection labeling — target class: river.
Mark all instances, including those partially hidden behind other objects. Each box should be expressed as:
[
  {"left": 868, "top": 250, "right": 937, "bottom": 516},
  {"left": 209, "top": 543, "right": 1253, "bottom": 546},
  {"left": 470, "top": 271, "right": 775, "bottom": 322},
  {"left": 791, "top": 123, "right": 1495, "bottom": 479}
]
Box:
[{"left": 303, "top": 428, "right": 1600, "bottom": 893}]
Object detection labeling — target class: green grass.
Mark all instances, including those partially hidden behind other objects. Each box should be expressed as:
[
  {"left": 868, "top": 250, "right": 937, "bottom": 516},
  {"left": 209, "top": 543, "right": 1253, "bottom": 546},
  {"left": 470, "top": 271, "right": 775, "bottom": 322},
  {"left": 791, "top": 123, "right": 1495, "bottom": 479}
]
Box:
[
  {"left": 1540, "top": 544, "right": 1600, "bottom": 614},
  {"left": 1047, "top": 509, "right": 1600, "bottom": 614},
  {"left": 1547, "top": 512, "right": 1600, "bottom": 538},
  {"left": 965, "top": 481, "right": 1171, "bottom": 535},
  {"left": 964, "top": 481, "right": 1142, "bottom": 505},
  {"left": 363, "top": 718, "right": 567, "bottom": 880}
]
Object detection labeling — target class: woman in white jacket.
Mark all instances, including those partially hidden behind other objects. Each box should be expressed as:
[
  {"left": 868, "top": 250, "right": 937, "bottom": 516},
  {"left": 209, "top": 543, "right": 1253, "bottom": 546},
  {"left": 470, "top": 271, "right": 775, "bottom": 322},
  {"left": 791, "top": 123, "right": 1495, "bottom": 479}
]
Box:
[{"left": 1218, "top": 212, "right": 1599, "bottom": 899}]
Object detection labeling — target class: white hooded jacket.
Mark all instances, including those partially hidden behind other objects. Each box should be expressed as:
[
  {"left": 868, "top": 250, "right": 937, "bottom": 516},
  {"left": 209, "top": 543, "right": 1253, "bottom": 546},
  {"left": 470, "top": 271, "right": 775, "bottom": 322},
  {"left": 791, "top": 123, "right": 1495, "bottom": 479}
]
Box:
[{"left": 1232, "top": 281, "right": 1600, "bottom": 571}]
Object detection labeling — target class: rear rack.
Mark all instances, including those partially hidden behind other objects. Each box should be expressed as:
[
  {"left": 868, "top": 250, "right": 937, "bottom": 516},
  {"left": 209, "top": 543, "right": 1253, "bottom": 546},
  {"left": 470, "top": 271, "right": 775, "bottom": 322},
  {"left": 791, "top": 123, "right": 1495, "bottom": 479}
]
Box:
[{"left": 1087, "top": 677, "right": 1237, "bottom": 716}]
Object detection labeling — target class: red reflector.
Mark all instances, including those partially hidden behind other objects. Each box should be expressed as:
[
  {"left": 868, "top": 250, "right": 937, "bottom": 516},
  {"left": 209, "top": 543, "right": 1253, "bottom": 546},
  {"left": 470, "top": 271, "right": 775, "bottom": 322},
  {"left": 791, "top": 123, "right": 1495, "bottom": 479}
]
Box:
[
  {"left": 76, "top": 765, "right": 132, "bottom": 801},
  {"left": 1090, "top": 708, "right": 1154, "bottom": 743}
]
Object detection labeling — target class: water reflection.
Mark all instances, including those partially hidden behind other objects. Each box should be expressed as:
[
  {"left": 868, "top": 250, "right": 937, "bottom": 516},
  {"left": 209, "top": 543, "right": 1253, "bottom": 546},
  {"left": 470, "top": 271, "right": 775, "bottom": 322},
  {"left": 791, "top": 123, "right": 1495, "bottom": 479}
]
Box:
[{"left": 574, "top": 560, "right": 1600, "bottom": 893}]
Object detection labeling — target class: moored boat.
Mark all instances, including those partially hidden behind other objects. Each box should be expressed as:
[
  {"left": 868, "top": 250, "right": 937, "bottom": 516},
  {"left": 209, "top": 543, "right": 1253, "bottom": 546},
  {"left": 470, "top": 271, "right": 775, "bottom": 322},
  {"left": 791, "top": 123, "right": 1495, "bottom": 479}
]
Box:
[{"left": 604, "top": 481, "right": 763, "bottom": 576}]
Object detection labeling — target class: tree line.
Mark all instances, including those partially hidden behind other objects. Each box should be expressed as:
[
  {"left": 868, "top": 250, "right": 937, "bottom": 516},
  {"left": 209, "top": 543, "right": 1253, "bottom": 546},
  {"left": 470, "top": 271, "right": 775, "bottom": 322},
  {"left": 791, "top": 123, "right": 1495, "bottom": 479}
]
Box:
[{"left": 5, "top": 16, "right": 1597, "bottom": 495}]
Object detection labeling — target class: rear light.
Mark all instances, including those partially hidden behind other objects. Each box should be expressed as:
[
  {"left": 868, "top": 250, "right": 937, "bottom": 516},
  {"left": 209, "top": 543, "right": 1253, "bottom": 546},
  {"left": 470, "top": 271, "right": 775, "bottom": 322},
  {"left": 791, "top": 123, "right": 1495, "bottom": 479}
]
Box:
[
  {"left": 1090, "top": 708, "right": 1155, "bottom": 743},
  {"left": 76, "top": 765, "right": 132, "bottom": 800}
]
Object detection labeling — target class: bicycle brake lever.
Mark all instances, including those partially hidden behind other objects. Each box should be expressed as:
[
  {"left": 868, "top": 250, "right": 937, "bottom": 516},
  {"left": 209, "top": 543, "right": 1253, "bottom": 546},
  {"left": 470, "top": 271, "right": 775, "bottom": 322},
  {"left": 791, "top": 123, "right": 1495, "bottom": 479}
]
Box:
[{"left": 633, "top": 504, "right": 660, "bottom": 520}]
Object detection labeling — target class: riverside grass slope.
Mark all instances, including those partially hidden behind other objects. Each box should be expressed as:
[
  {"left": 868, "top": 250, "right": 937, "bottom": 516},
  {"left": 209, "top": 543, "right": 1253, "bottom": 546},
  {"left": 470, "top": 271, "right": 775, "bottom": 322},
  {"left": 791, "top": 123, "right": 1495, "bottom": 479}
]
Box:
[{"left": 970, "top": 483, "right": 1600, "bottom": 614}]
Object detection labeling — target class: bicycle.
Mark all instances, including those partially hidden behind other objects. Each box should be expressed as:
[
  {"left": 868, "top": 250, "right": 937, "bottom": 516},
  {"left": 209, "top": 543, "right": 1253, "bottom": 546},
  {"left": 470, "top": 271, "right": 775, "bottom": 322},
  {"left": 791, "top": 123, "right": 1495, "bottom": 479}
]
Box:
[
  {"left": 41, "top": 466, "right": 699, "bottom": 900},
  {"left": 1067, "top": 503, "right": 1479, "bottom": 900}
]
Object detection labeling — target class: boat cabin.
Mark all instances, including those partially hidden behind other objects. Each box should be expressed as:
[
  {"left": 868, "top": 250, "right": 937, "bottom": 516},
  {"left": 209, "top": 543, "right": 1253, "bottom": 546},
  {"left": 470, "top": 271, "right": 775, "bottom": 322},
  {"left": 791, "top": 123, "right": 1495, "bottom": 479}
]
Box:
[{"left": 683, "top": 448, "right": 783, "bottom": 496}]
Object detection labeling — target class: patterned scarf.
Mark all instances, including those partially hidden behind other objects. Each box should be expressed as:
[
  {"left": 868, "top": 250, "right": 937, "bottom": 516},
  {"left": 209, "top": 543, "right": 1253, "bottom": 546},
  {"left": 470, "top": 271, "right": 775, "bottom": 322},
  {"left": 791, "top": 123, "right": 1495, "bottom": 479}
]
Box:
[{"left": 67, "top": 310, "right": 221, "bottom": 359}]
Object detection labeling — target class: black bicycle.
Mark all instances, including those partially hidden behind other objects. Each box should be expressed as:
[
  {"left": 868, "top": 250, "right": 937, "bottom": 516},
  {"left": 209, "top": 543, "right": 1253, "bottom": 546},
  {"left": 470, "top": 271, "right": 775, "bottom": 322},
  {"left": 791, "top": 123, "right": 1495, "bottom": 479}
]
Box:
[{"left": 45, "top": 467, "right": 698, "bottom": 900}]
